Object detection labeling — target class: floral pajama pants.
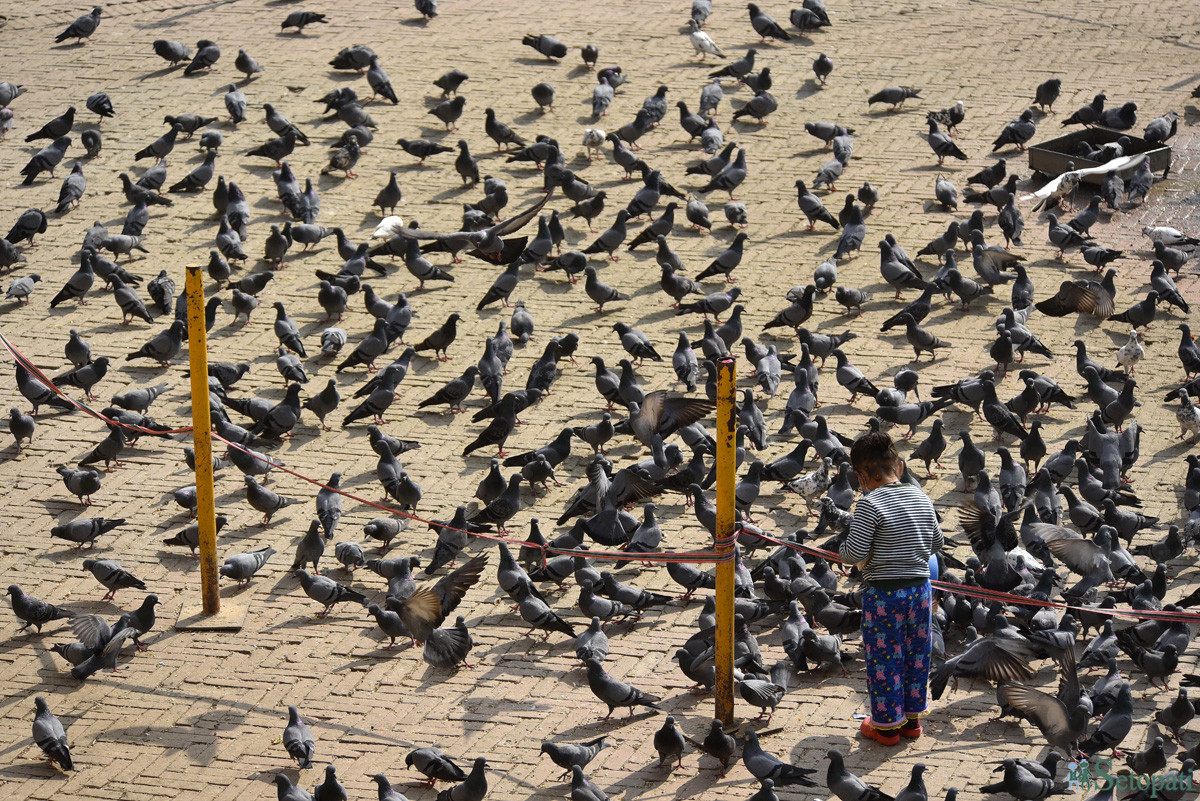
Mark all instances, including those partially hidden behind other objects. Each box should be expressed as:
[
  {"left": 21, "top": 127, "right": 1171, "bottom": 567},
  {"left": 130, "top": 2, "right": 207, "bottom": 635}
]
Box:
[{"left": 862, "top": 581, "right": 932, "bottom": 729}]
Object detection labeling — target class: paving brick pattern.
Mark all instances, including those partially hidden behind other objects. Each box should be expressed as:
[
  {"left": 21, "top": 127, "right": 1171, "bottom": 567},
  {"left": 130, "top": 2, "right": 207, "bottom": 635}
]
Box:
[{"left": 0, "top": 0, "right": 1198, "bottom": 799}]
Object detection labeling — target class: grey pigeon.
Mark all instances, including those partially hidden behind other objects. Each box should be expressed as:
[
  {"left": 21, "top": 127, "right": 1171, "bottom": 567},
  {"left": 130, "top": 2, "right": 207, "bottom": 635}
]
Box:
[
  {"left": 233, "top": 48, "right": 262, "bottom": 81},
  {"left": 436, "top": 757, "right": 487, "bottom": 801},
  {"left": 541, "top": 737, "right": 607, "bottom": 778},
  {"left": 294, "top": 569, "right": 367, "bottom": 616},
  {"left": 8, "top": 585, "right": 74, "bottom": 632},
  {"left": 153, "top": 39, "right": 190, "bottom": 64},
  {"left": 82, "top": 558, "right": 144, "bottom": 600},
  {"left": 244, "top": 475, "right": 299, "bottom": 523},
  {"left": 57, "top": 467, "right": 102, "bottom": 505},
  {"left": 406, "top": 746, "right": 466, "bottom": 786},
  {"left": 184, "top": 40, "right": 221, "bottom": 76},
  {"left": 282, "top": 705, "right": 315, "bottom": 769},
  {"left": 8, "top": 407, "right": 35, "bottom": 450},
  {"left": 219, "top": 546, "right": 276, "bottom": 586},
  {"left": 583, "top": 658, "right": 660, "bottom": 720},
  {"left": 55, "top": 6, "right": 101, "bottom": 43},
  {"left": 21, "top": 136, "right": 71, "bottom": 185},
  {"left": 32, "top": 697, "right": 72, "bottom": 771},
  {"left": 742, "top": 730, "right": 817, "bottom": 787},
  {"left": 274, "top": 775, "right": 313, "bottom": 801},
  {"left": 827, "top": 749, "right": 894, "bottom": 801},
  {"left": 868, "top": 86, "right": 921, "bottom": 109}
]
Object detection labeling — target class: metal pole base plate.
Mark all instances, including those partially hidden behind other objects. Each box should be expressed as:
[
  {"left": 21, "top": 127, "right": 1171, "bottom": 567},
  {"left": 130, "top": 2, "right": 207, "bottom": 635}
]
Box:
[{"left": 174, "top": 598, "right": 248, "bottom": 631}]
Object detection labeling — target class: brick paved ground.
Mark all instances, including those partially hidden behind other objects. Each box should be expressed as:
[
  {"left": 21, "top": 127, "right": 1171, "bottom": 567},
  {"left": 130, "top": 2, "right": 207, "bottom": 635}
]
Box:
[{"left": 0, "top": 1, "right": 1199, "bottom": 799}]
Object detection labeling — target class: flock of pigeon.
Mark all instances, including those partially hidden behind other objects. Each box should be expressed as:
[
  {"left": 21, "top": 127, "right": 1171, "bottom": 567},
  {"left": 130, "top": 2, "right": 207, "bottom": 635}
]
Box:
[{"left": 4, "top": 0, "right": 1200, "bottom": 800}]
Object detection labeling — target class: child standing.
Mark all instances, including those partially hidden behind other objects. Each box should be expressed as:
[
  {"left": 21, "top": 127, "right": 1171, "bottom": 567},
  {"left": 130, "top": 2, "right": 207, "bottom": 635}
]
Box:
[{"left": 839, "top": 432, "right": 942, "bottom": 746}]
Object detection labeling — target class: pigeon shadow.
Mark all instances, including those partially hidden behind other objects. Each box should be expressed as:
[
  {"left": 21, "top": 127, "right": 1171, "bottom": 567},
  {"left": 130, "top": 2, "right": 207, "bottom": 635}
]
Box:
[
  {"left": 136, "top": 65, "right": 186, "bottom": 82},
  {"left": 904, "top": 164, "right": 956, "bottom": 173},
  {"left": 796, "top": 80, "right": 824, "bottom": 100},
  {"left": 922, "top": 199, "right": 959, "bottom": 214},
  {"left": 514, "top": 109, "right": 551, "bottom": 125},
  {"left": 0, "top": 761, "right": 70, "bottom": 781}
]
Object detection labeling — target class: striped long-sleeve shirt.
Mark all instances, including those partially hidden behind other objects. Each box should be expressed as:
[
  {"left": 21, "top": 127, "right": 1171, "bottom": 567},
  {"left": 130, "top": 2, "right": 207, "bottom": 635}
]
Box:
[{"left": 839, "top": 483, "right": 942, "bottom": 585}]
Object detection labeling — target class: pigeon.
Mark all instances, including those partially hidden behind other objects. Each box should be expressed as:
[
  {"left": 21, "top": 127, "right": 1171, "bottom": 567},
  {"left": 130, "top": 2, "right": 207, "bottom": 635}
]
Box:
[
  {"left": 993, "top": 109, "right": 1038, "bottom": 151},
  {"left": 1098, "top": 101, "right": 1138, "bottom": 130},
  {"left": 55, "top": 6, "right": 102, "bottom": 44},
  {"left": 1033, "top": 78, "right": 1062, "bottom": 112},
  {"left": 934, "top": 175, "right": 958, "bottom": 210},
  {"left": 57, "top": 467, "right": 102, "bottom": 505},
  {"left": 813, "top": 53, "right": 833, "bottom": 85},
  {"left": 923, "top": 120, "right": 968, "bottom": 165},
  {"left": 294, "top": 569, "right": 367, "bottom": 616},
  {"left": 927, "top": 101, "right": 966, "bottom": 135},
  {"left": 32, "top": 697, "right": 72, "bottom": 771},
  {"left": 583, "top": 658, "right": 660, "bottom": 720},
  {"left": 869, "top": 86, "right": 921, "bottom": 110},
  {"left": 281, "top": 705, "right": 316, "bottom": 769},
  {"left": 231, "top": 48, "right": 263, "bottom": 81},
  {"left": 747, "top": 3, "right": 790, "bottom": 40},
  {"left": 244, "top": 476, "right": 299, "bottom": 524},
  {"left": 406, "top": 747, "right": 467, "bottom": 787},
  {"left": 732, "top": 90, "right": 778, "bottom": 125},
  {"left": 699, "top": 148, "right": 747, "bottom": 198},
  {"left": 827, "top": 749, "right": 893, "bottom": 801},
  {"left": 153, "top": 39, "right": 190, "bottom": 64},
  {"left": 541, "top": 737, "right": 608, "bottom": 778},
  {"left": 55, "top": 163, "right": 87, "bottom": 212},
  {"left": 8, "top": 585, "right": 74, "bottom": 632},
  {"left": 742, "top": 730, "right": 817, "bottom": 786},
  {"left": 523, "top": 34, "right": 567, "bottom": 60},
  {"left": 1035, "top": 274, "right": 1114, "bottom": 318},
  {"left": 435, "top": 756, "right": 487, "bottom": 801},
  {"left": 281, "top": 10, "right": 328, "bottom": 32},
  {"left": 184, "top": 39, "right": 221, "bottom": 75},
  {"left": 8, "top": 407, "right": 35, "bottom": 450},
  {"left": 21, "top": 136, "right": 71, "bottom": 185},
  {"left": 135, "top": 123, "right": 181, "bottom": 163},
  {"left": 219, "top": 546, "right": 276, "bottom": 586},
  {"left": 5, "top": 273, "right": 41, "bottom": 304}
]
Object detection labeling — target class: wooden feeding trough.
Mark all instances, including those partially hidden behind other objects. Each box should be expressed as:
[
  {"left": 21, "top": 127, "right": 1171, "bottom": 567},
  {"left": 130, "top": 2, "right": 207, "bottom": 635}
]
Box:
[{"left": 1027, "top": 127, "right": 1171, "bottom": 185}]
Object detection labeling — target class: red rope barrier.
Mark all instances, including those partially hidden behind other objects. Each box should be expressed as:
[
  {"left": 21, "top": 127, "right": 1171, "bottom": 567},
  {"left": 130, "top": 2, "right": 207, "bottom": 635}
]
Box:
[
  {"left": 1, "top": 333, "right": 195, "bottom": 436},
  {"left": 737, "top": 527, "right": 1200, "bottom": 624},
  {"left": 7, "top": 331, "right": 1198, "bottom": 621}
]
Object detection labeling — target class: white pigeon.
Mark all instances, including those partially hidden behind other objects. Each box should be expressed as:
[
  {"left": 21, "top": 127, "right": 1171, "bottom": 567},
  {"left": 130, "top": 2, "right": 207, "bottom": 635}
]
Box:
[
  {"left": 1142, "top": 225, "right": 1200, "bottom": 247},
  {"left": 1176, "top": 389, "right": 1200, "bottom": 444},
  {"left": 783, "top": 456, "right": 832, "bottom": 511},
  {"left": 1021, "top": 153, "right": 1144, "bottom": 204},
  {"left": 1114, "top": 330, "right": 1144, "bottom": 375},
  {"left": 687, "top": 19, "right": 725, "bottom": 59},
  {"left": 582, "top": 128, "right": 606, "bottom": 160},
  {"left": 995, "top": 306, "right": 1033, "bottom": 331},
  {"left": 321, "top": 327, "right": 347, "bottom": 356},
  {"left": 371, "top": 215, "right": 406, "bottom": 239}
]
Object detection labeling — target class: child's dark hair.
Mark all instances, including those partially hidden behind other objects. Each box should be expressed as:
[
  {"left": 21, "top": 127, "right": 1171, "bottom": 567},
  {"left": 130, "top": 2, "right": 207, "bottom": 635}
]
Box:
[{"left": 850, "top": 431, "right": 902, "bottom": 481}]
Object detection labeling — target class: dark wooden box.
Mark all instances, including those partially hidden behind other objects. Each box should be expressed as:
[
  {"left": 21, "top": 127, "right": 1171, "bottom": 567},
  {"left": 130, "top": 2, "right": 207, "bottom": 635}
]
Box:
[{"left": 1027, "top": 127, "right": 1171, "bottom": 185}]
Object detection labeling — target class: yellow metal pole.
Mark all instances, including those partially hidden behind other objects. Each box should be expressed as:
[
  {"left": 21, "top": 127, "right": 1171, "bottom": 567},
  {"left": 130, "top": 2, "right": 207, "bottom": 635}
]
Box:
[
  {"left": 714, "top": 355, "right": 737, "bottom": 725},
  {"left": 185, "top": 264, "right": 220, "bottom": 616}
]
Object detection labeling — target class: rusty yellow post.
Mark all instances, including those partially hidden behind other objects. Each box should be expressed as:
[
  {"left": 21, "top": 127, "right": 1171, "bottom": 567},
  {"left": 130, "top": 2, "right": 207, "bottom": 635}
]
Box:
[
  {"left": 714, "top": 355, "right": 737, "bottom": 725},
  {"left": 185, "top": 264, "right": 220, "bottom": 616}
]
